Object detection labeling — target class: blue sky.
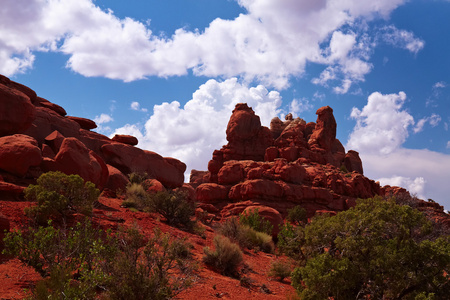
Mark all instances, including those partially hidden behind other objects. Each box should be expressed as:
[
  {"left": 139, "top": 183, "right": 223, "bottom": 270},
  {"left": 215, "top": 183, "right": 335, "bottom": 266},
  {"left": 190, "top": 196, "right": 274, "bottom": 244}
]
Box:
[{"left": 1, "top": 0, "right": 449, "bottom": 209}]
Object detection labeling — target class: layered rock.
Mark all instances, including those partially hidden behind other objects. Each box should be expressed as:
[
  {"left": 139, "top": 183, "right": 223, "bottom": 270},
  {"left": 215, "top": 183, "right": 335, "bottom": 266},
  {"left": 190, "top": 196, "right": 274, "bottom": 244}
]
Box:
[
  {"left": 192, "top": 103, "right": 392, "bottom": 221},
  {"left": 0, "top": 74, "right": 186, "bottom": 194}
]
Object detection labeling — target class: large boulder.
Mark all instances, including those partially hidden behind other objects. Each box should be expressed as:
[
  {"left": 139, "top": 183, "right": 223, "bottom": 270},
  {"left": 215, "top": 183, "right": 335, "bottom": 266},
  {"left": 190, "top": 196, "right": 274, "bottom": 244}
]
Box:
[
  {"left": 344, "top": 150, "right": 363, "bottom": 175},
  {"left": 196, "top": 183, "right": 230, "bottom": 204},
  {"left": 42, "top": 137, "right": 108, "bottom": 189},
  {"left": 111, "top": 134, "right": 138, "bottom": 146},
  {"left": 0, "top": 134, "right": 42, "bottom": 176},
  {"left": 24, "top": 107, "right": 81, "bottom": 145},
  {"left": 67, "top": 116, "right": 97, "bottom": 130},
  {"left": 105, "top": 164, "right": 129, "bottom": 192},
  {"left": 0, "top": 83, "right": 36, "bottom": 136},
  {"left": 36, "top": 97, "right": 67, "bottom": 116},
  {"left": 101, "top": 143, "right": 184, "bottom": 188}
]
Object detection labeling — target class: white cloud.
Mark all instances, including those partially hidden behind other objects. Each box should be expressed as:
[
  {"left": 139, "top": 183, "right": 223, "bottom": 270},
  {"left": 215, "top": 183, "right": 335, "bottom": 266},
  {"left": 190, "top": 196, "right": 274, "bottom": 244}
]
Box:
[
  {"left": 413, "top": 114, "right": 441, "bottom": 133},
  {"left": 290, "top": 98, "right": 313, "bottom": 117},
  {"left": 361, "top": 149, "right": 450, "bottom": 209},
  {"left": 347, "top": 91, "right": 450, "bottom": 209},
  {"left": 347, "top": 91, "right": 414, "bottom": 155},
  {"left": 434, "top": 81, "right": 447, "bottom": 89},
  {"left": 131, "top": 101, "right": 148, "bottom": 112},
  {"left": 0, "top": 0, "right": 410, "bottom": 89},
  {"left": 94, "top": 113, "right": 113, "bottom": 124},
  {"left": 380, "top": 25, "right": 425, "bottom": 54},
  {"left": 112, "top": 78, "right": 282, "bottom": 176},
  {"left": 447, "top": 141, "right": 450, "bottom": 149}
]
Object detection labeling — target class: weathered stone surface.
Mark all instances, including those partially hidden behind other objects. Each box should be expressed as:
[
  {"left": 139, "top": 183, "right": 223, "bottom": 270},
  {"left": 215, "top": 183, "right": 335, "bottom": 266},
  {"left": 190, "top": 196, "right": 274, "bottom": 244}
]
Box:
[
  {"left": 101, "top": 143, "right": 184, "bottom": 188},
  {"left": 308, "top": 106, "right": 336, "bottom": 151},
  {"left": 145, "top": 179, "right": 166, "bottom": 193},
  {"left": 218, "top": 162, "right": 244, "bottom": 185},
  {"left": 196, "top": 183, "right": 230, "bottom": 204},
  {"left": 43, "top": 137, "right": 108, "bottom": 189},
  {"left": 105, "top": 164, "right": 129, "bottom": 192},
  {"left": 0, "top": 83, "right": 36, "bottom": 136},
  {"left": 44, "top": 130, "right": 65, "bottom": 154},
  {"left": 344, "top": 150, "right": 363, "bottom": 174},
  {"left": 67, "top": 116, "right": 97, "bottom": 130},
  {"left": 24, "top": 107, "right": 81, "bottom": 145},
  {"left": 111, "top": 134, "right": 138, "bottom": 146},
  {"left": 229, "top": 179, "right": 284, "bottom": 201},
  {"left": 0, "top": 134, "right": 42, "bottom": 176},
  {"left": 37, "top": 97, "right": 67, "bottom": 116}
]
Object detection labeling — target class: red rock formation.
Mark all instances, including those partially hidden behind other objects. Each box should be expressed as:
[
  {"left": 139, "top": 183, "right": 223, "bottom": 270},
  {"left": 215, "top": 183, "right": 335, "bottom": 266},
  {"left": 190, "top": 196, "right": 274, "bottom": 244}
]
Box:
[
  {"left": 67, "top": 116, "right": 97, "bottom": 130},
  {"left": 0, "top": 134, "right": 42, "bottom": 176},
  {"left": 0, "top": 83, "right": 36, "bottom": 136},
  {"left": 112, "top": 134, "right": 138, "bottom": 146}
]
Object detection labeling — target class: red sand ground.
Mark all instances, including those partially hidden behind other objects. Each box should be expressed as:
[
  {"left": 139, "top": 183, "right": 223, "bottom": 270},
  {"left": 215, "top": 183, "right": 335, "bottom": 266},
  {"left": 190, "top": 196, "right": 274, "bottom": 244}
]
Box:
[{"left": 0, "top": 196, "right": 296, "bottom": 299}]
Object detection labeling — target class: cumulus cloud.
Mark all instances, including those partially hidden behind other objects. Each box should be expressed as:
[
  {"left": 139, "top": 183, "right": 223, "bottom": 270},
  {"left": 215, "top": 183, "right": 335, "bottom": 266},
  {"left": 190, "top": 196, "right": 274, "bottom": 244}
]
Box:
[
  {"left": 112, "top": 78, "right": 283, "bottom": 176},
  {"left": 361, "top": 149, "right": 450, "bottom": 208},
  {"left": 0, "top": 0, "right": 410, "bottom": 89},
  {"left": 347, "top": 91, "right": 450, "bottom": 209},
  {"left": 380, "top": 25, "right": 425, "bottom": 54},
  {"left": 377, "top": 175, "right": 426, "bottom": 199},
  {"left": 94, "top": 113, "right": 113, "bottom": 124},
  {"left": 347, "top": 91, "right": 414, "bottom": 155}
]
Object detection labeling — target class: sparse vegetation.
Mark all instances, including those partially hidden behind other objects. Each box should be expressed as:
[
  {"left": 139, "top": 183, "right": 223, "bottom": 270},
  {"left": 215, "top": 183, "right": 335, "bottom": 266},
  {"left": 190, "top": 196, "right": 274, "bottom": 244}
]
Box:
[
  {"left": 203, "top": 235, "right": 243, "bottom": 276},
  {"left": 148, "top": 190, "right": 195, "bottom": 229},
  {"left": 268, "top": 259, "right": 292, "bottom": 282},
  {"left": 2, "top": 220, "right": 194, "bottom": 299},
  {"left": 24, "top": 171, "right": 100, "bottom": 225},
  {"left": 286, "top": 205, "right": 307, "bottom": 225},
  {"left": 218, "top": 217, "right": 274, "bottom": 253},
  {"left": 239, "top": 208, "right": 273, "bottom": 235},
  {"left": 289, "top": 197, "right": 450, "bottom": 299},
  {"left": 123, "top": 183, "right": 151, "bottom": 209}
]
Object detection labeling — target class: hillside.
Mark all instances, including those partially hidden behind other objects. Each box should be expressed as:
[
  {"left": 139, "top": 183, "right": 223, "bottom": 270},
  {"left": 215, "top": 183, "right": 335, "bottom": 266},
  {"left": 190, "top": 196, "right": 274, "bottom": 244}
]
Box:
[{"left": 0, "top": 75, "right": 448, "bottom": 299}]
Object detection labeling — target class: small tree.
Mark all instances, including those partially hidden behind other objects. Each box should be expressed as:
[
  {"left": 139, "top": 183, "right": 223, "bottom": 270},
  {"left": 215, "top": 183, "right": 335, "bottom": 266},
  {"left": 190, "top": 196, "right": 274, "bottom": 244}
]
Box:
[
  {"left": 148, "top": 190, "right": 195, "bottom": 229},
  {"left": 290, "top": 197, "right": 450, "bottom": 299},
  {"left": 25, "top": 171, "right": 99, "bottom": 224}
]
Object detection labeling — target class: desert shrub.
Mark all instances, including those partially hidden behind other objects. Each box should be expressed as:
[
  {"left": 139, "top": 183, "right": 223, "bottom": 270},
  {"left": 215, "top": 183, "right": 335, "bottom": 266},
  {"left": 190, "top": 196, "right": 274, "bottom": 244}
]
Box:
[
  {"left": 24, "top": 171, "right": 99, "bottom": 224},
  {"left": 123, "top": 183, "right": 151, "bottom": 209},
  {"left": 148, "top": 190, "right": 195, "bottom": 229},
  {"left": 127, "top": 172, "right": 149, "bottom": 185},
  {"left": 268, "top": 259, "right": 292, "bottom": 282},
  {"left": 239, "top": 208, "right": 273, "bottom": 235},
  {"left": 218, "top": 217, "right": 274, "bottom": 253},
  {"left": 2, "top": 219, "right": 115, "bottom": 298},
  {"left": 203, "top": 235, "right": 243, "bottom": 276},
  {"left": 286, "top": 205, "right": 307, "bottom": 225},
  {"left": 290, "top": 197, "right": 450, "bottom": 300},
  {"left": 105, "top": 226, "right": 194, "bottom": 300},
  {"left": 339, "top": 164, "right": 349, "bottom": 173}
]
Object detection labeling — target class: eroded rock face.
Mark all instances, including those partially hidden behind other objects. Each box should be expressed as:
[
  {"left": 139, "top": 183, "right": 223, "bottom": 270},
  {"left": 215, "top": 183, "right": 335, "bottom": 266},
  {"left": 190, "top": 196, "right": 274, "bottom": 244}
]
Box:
[
  {"left": 190, "top": 103, "right": 412, "bottom": 222},
  {"left": 0, "top": 135, "right": 42, "bottom": 176},
  {"left": 101, "top": 143, "right": 185, "bottom": 188},
  {"left": 0, "top": 83, "right": 36, "bottom": 136}
]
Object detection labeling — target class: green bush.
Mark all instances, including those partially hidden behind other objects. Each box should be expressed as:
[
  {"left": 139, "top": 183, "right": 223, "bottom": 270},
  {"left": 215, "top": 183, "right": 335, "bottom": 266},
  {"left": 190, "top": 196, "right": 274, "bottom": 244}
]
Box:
[
  {"left": 218, "top": 217, "right": 274, "bottom": 253},
  {"left": 148, "top": 190, "right": 195, "bottom": 229},
  {"left": 105, "top": 226, "right": 194, "bottom": 300},
  {"left": 277, "top": 221, "right": 305, "bottom": 261},
  {"left": 268, "top": 259, "right": 292, "bottom": 282},
  {"left": 24, "top": 171, "right": 99, "bottom": 224},
  {"left": 286, "top": 205, "right": 307, "bottom": 225},
  {"left": 239, "top": 208, "right": 273, "bottom": 235},
  {"left": 2, "top": 220, "right": 194, "bottom": 300},
  {"left": 203, "top": 235, "right": 243, "bottom": 276},
  {"left": 2, "top": 219, "right": 115, "bottom": 298},
  {"left": 290, "top": 197, "right": 450, "bottom": 299}
]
